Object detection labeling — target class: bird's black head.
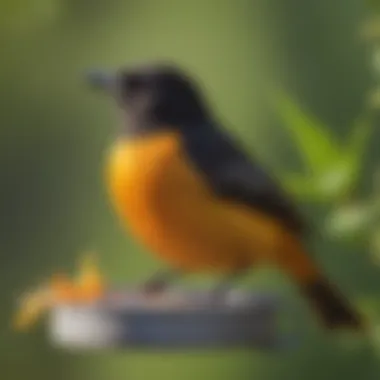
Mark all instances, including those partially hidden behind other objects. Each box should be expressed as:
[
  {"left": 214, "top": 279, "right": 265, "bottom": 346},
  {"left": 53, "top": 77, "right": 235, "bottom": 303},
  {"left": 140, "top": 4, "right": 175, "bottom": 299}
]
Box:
[{"left": 87, "top": 63, "right": 211, "bottom": 136}]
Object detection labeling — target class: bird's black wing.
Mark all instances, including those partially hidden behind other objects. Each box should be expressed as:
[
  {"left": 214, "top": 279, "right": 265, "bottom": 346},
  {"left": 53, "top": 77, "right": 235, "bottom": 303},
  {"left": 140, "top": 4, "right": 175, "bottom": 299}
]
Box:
[{"left": 182, "top": 124, "right": 307, "bottom": 236}]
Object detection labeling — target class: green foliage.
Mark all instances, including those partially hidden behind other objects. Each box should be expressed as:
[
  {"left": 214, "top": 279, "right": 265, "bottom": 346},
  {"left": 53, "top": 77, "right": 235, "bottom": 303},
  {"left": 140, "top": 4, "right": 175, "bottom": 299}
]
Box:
[
  {"left": 326, "top": 198, "right": 380, "bottom": 241},
  {"left": 273, "top": 91, "right": 380, "bottom": 245},
  {"left": 275, "top": 90, "right": 341, "bottom": 175},
  {"left": 275, "top": 91, "right": 372, "bottom": 204},
  {"left": 344, "top": 116, "right": 373, "bottom": 189},
  {"left": 280, "top": 173, "right": 324, "bottom": 201}
]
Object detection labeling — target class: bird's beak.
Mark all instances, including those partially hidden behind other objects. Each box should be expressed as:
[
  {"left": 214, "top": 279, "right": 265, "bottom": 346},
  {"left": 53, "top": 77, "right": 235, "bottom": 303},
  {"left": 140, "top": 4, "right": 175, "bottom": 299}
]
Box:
[{"left": 85, "top": 69, "right": 118, "bottom": 93}]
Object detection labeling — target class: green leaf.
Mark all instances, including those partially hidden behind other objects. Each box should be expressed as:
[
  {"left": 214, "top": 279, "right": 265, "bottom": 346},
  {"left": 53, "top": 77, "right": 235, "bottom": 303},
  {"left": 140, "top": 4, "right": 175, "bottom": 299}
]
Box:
[
  {"left": 315, "top": 160, "right": 354, "bottom": 200},
  {"left": 274, "top": 90, "right": 342, "bottom": 175},
  {"left": 281, "top": 173, "right": 331, "bottom": 202},
  {"left": 325, "top": 198, "right": 380, "bottom": 240},
  {"left": 342, "top": 115, "right": 373, "bottom": 192},
  {"left": 281, "top": 173, "right": 315, "bottom": 198},
  {"left": 281, "top": 168, "right": 354, "bottom": 203},
  {"left": 357, "top": 296, "right": 380, "bottom": 326},
  {"left": 346, "top": 116, "right": 372, "bottom": 158}
]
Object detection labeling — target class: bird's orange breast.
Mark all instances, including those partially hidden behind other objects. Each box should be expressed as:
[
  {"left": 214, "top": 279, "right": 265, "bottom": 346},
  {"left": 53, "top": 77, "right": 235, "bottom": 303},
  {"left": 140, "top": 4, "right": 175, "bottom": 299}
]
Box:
[{"left": 105, "top": 132, "right": 288, "bottom": 273}]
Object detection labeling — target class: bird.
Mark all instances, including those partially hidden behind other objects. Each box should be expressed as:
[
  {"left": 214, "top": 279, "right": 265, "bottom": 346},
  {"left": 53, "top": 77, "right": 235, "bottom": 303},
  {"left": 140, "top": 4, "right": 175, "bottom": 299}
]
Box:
[{"left": 87, "top": 62, "right": 363, "bottom": 330}]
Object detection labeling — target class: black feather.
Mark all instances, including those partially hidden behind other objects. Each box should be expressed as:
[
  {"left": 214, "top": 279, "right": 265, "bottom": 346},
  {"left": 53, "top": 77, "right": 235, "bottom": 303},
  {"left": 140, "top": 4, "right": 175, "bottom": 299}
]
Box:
[{"left": 182, "top": 123, "right": 307, "bottom": 235}]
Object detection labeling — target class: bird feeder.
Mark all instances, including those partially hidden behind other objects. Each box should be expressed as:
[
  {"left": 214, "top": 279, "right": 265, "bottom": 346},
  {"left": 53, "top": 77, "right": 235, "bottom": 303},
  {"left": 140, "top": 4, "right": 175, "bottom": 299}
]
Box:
[{"left": 13, "top": 255, "right": 283, "bottom": 350}]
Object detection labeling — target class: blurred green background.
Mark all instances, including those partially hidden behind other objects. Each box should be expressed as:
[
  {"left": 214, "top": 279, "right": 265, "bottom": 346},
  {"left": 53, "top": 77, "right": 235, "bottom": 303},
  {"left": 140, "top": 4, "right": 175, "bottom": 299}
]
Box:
[{"left": 2, "top": 0, "right": 380, "bottom": 379}]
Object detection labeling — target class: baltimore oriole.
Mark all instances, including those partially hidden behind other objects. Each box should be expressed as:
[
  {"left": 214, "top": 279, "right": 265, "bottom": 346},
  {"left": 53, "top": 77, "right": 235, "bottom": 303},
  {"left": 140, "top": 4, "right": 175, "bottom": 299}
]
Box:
[{"left": 87, "top": 62, "right": 362, "bottom": 330}]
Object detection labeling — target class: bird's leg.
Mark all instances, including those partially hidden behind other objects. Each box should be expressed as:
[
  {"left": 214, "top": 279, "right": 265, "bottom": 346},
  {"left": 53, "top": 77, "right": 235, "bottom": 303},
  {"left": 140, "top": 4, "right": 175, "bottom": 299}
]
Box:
[
  {"left": 142, "top": 269, "right": 181, "bottom": 295},
  {"left": 210, "top": 271, "right": 246, "bottom": 304}
]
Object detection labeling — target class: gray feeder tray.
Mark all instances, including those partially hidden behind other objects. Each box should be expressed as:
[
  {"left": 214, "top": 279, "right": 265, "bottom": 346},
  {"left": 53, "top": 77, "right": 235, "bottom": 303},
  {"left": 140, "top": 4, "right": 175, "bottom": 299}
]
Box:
[{"left": 49, "top": 288, "right": 281, "bottom": 350}]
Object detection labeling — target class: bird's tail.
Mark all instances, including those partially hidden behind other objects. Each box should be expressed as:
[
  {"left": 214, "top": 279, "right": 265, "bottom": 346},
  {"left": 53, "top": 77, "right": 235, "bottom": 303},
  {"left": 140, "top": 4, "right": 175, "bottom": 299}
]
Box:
[
  {"left": 279, "top": 233, "right": 363, "bottom": 330},
  {"left": 300, "top": 276, "right": 362, "bottom": 330}
]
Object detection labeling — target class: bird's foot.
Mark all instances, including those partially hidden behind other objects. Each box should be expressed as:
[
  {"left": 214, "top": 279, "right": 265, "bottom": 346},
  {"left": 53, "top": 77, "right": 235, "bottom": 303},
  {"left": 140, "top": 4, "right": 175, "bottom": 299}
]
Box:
[
  {"left": 141, "top": 269, "right": 180, "bottom": 297},
  {"left": 142, "top": 279, "right": 168, "bottom": 296},
  {"left": 208, "top": 271, "right": 245, "bottom": 306}
]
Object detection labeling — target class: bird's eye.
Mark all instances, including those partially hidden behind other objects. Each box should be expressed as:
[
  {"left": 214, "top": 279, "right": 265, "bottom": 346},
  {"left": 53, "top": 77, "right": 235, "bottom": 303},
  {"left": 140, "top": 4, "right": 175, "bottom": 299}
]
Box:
[{"left": 122, "top": 74, "right": 147, "bottom": 95}]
